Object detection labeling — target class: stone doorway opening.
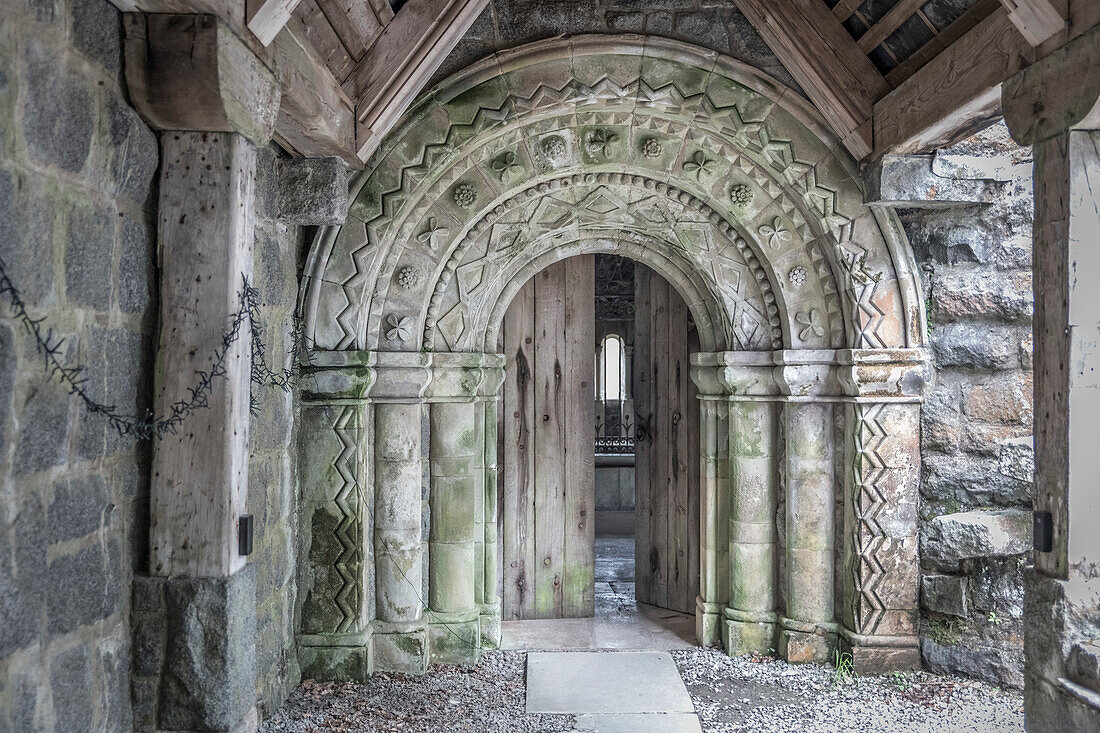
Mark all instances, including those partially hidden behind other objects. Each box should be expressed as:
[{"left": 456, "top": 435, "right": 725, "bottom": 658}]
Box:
[{"left": 496, "top": 253, "right": 698, "bottom": 650}]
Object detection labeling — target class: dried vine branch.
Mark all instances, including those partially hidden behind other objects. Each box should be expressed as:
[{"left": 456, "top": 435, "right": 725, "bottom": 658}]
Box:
[{"left": 0, "top": 254, "right": 297, "bottom": 441}]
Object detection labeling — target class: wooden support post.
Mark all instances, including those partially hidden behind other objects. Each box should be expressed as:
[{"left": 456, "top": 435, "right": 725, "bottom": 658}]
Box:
[{"left": 150, "top": 142, "right": 258, "bottom": 578}]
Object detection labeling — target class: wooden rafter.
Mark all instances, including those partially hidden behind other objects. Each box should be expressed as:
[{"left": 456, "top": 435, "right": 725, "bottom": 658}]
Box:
[
  {"left": 873, "top": 7, "right": 1036, "bottom": 156},
  {"left": 885, "top": 0, "right": 1001, "bottom": 86},
  {"left": 857, "top": 0, "right": 927, "bottom": 53},
  {"left": 831, "top": 0, "right": 862, "bottom": 23},
  {"left": 247, "top": 0, "right": 302, "bottom": 46},
  {"left": 732, "top": 0, "right": 891, "bottom": 159},
  {"left": 999, "top": 0, "right": 1067, "bottom": 46},
  {"left": 346, "top": 0, "right": 490, "bottom": 162}
]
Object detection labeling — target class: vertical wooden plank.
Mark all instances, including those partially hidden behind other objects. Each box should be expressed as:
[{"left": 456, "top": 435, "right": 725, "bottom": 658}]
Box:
[
  {"left": 687, "top": 326, "right": 702, "bottom": 610},
  {"left": 533, "top": 263, "right": 566, "bottom": 618},
  {"left": 649, "top": 275, "right": 670, "bottom": 610},
  {"left": 667, "top": 287, "right": 691, "bottom": 613},
  {"left": 563, "top": 255, "right": 596, "bottom": 617},
  {"left": 633, "top": 266, "right": 653, "bottom": 606},
  {"left": 502, "top": 280, "right": 536, "bottom": 619}
]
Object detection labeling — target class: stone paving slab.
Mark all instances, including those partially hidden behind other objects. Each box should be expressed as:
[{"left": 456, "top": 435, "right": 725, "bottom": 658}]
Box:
[
  {"left": 573, "top": 713, "right": 703, "bottom": 732},
  {"left": 526, "top": 651, "right": 696, "bottom": 714}
]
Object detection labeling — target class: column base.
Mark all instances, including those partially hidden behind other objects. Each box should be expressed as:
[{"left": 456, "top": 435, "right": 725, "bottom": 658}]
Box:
[
  {"left": 298, "top": 631, "right": 372, "bottom": 682},
  {"left": 373, "top": 624, "right": 428, "bottom": 674},
  {"left": 779, "top": 618, "right": 833, "bottom": 663},
  {"left": 480, "top": 602, "right": 502, "bottom": 650},
  {"left": 838, "top": 627, "right": 920, "bottom": 672},
  {"left": 696, "top": 597, "right": 722, "bottom": 648},
  {"left": 428, "top": 610, "right": 481, "bottom": 665},
  {"left": 721, "top": 607, "right": 777, "bottom": 655}
]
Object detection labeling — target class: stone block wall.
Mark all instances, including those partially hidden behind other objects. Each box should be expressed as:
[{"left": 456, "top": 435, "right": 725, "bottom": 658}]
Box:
[
  {"left": 0, "top": 0, "right": 158, "bottom": 729},
  {"left": 250, "top": 147, "right": 304, "bottom": 718},
  {"left": 429, "top": 0, "right": 800, "bottom": 92},
  {"left": 899, "top": 122, "right": 1035, "bottom": 688}
]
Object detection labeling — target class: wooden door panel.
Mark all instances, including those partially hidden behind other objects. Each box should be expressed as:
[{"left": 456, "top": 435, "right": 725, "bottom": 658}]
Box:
[
  {"left": 633, "top": 265, "right": 700, "bottom": 615},
  {"left": 502, "top": 256, "right": 595, "bottom": 620}
]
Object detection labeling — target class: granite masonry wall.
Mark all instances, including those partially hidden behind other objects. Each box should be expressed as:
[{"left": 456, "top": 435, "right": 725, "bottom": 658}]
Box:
[
  {"left": 429, "top": 0, "right": 801, "bottom": 92},
  {"left": 0, "top": 0, "right": 158, "bottom": 729},
  {"left": 900, "top": 123, "right": 1035, "bottom": 689}
]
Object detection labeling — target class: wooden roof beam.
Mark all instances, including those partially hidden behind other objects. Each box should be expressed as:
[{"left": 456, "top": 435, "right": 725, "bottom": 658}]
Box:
[
  {"left": 872, "top": 7, "right": 1036, "bottom": 157},
  {"left": 999, "top": 0, "right": 1067, "bottom": 46},
  {"left": 733, "top": 0, "right": 891, "bottom": 159},
  {"left": 345, "top": 0, "right": 489, "bottom": 163},
  {"left": 247, "top": 0, "right": 303, "bottom": 46}
]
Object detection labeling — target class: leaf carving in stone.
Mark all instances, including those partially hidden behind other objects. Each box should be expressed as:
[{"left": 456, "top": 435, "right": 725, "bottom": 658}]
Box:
[
  {"left": 541, "top": 135, "right": 566, "bottom": 159},
  {"left": 683, "top": 150, "right": 716, "bottom": 181},
  {"left": 416, "top": 217, "right": 450, "bottom": 250},
  {"left": 795, "top": 309, "right": 825, "bottom": 340},
  {"left": 641, "top": 138, "right": 663, "bottom": 159},
  {"left": 788, "top": 266, "right": 807, "bottom": 287},
  {"left": 396, "top": 266, "right": 420, "bottom": 290},
  {"left": 729, "top": 183, "right": 752, "bottom": 205},
  {"left": 585, "top": 129, "right": 619, "bottom": 158},
  {"left": 385, "top": 314, "right": 413, "bottom": 342},
  {"left": 758, "top": 216, "right": 792, "bottom": 249},
  {"left": 491, "top": 151, "right": 523, "bottom": 181}
]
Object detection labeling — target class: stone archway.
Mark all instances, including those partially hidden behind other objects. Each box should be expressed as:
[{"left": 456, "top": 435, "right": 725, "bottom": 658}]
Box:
[{"left": 296, "top": 36, "right": 931, "bottom": 679}]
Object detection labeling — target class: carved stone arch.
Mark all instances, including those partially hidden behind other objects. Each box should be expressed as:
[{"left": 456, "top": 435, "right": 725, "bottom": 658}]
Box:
[
  {"left": 300, "top": 36, "right": 926, "bottom": 355},
  {"left": 295, "top": 35, "right": 932, "bottom": 679}
]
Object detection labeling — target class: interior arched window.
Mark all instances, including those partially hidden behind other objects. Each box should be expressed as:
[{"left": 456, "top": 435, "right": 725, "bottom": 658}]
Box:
[{"left": 600, "top": 334, "right": 625, "bottom": 402}]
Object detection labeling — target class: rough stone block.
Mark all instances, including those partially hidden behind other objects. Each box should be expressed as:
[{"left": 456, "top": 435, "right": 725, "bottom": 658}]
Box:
[
  {"left": 133, "top": 610, "right": 165, "bottom": 677},
  {"left": 606, "top": 11, "right": 644, "bottom": 32},
  {"left": 674, "top": 12, "right": 730, "bottom": 53},
  {"left": 964, "top": 373, "right": 1032, "bottom": 424},
  {"left": 117, "top": 212, "right": 155, "bottom": 314},
  {"left": 277, "top": 157, "right": 348, "bottom": 225},
  {"left": 0, "top": 169, "right": 58, "bottom": 307},
  {"left": 13, "top": 380, "right": 71, "bottom": 475},
  {"left": 921, "top": 574, "right": 968, "bottom": 617},
  {"left": 373, "top": 630, "right": 427, "bottom": 675},
  {"left": 104, "top": 92, "right": 158, "bottom": 204},
  {"left": 922, "top": 637, "right": 1023, "bottom": 688},
  {"left": 159, "top": 569, "right": 257, "bottom": 731},
  {"left": 920, "top": 452, "right": 1032, "bottom": 507},
  {"left": 99, "top": 638, "right": 135, "bottom": 732},
  {"left": 71, "top": 0, "right": 121, "bottom": 76},
  {"left": 0, "top": 323, "right": 14, "bottom": 457},
  {"left": 843, "top": 640, "right": 921, "bottom": 673},
  {"left": 931, "top": 324, "right": 1025, "bottom": 371},
  {"left": 0, "top": 515, "right": 43, "bottom": 657},
  {"left": 866, "top": 154, "right": 1005, "bottom": 206},
  {"left": 48, "top": 473, "right": 108, "bottom": 543},
  {"left": 65, "top": 201, "right": 114, "bottom": 310},
  {"left": 724, "top": 619, "right": 775, "bottom": 656},
  {"left": 299, "top": 644, "right": 371, "bottom": 683},
  {"left": 997, "top": 436, "right": 1035, "bottom": 482},
  {"left": 920, "top": 383, "right": 960, "bottom": 453},
  {"left": 779, "top": 629, "right": 830, "bottom": 664},
  {"left": 428, "top": 617, "right": 480, "bottom": 665},
  {"left": 51, "top": 644, "right": 93, "bottom": 731},
  {"left": 931, "top": 268, "right": 1032, "bottom": 323},
  {"left": 22, "top": 39, "right": 93, "bottom": 173},
  {"left": 46, "top": 540, "right": 121, "bottom": 634},
  {"left": 967, "top": 556, "right": 1025, "bottom": 617},
  {"left": 922, "top": 510, "right": 1032, "bottom": 572}
]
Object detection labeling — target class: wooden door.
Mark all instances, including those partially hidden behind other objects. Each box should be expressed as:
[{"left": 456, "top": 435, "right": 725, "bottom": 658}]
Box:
[
  {"left": 633, "top": 265, "right": 700, "bottom": 614},
  {"left": 502, "top": 256, "right": 596, "bottom": 619}
]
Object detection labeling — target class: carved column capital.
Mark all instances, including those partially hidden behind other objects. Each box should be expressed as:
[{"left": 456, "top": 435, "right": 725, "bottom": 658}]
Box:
[
  {"left": 836, "top": 348, "right": 931, "bottom": 400},
  {"left": 370, "top": 352, "right": 433, "bottom": 401},
  {"left": 772, "top": 349, "right": 840, "bottom": 399},
  {"left": 300, "top": 351, "right": 376, "bottom": 403}
]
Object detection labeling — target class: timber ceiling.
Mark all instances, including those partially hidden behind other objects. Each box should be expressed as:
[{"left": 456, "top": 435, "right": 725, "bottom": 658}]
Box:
[{"left": 114, "top": 0, "right": 1095, "bottom": 165}]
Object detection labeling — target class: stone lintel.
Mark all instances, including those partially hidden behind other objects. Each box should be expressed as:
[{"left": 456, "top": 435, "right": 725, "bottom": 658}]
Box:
[
  {"left": 303, "top": 351, "right": 508, "bottom": 402},
  {"left": 277, "top": 157, "right": 349, "bottom": 225},
  {"left": 123, "top": 14, "right": 280, "bottom": 145},
  {"left": 1003, "top": 23, "right": 1100, "bottom": 145}
]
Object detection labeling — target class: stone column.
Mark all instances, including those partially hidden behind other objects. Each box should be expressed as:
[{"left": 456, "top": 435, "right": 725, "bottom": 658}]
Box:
[
  {"left": 479, "top": 356, "right": 507, "bottom": 648},
  {"left": 370, "top": 353, "right": 431, "bottom": 674},
  {"left": 718, "top": 353, "right": 781, "bottom": 655},
  {"left": 297, "top": 353, "right": 375, "bottom": 682},
  {"left": 775, "top": 352, "right": 838, "bottom": 663},
  {"left": 123, "top": 13, "right": 280, "bottom": 730},
  {"left": 837, "top": 349, "right": 928, "bottom": 671},
  {"left": 690, "top": 354, "right": 729, "bottom": 648},
  {"left": 1002, "top": 27, "right": 1100, "bottom": 730}
]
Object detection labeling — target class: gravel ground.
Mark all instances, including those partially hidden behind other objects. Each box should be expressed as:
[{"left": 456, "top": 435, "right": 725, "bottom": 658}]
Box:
[
  {"left": 260, "top": 652, "right": 576, "bottom": 733},
  {"left": 261, "top": 649, "right": 1025, "bottom": 733},
  {"left": 673, "top": 648, "right": 1025, "bottom": 733}
]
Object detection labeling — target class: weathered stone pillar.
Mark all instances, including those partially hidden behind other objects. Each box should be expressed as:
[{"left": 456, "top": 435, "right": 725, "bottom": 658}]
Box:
[
  {"left": 424, "top": 353, "right": 486, "bottom": 665},
  {"left": 370, "top": 353, "right": 431, "bottom": 674},
  {"left": 777, "top": 352, "right": 838, "bottom": 663},
  {"left": 837, "top": 349, "right": 928, "bottom": 672},
  {"left": 720, "top": 354, "right": 781, "bottom": 655},
  {"left": 297, "top": 353, "right": 375, "bottom": 682},
  {"left": 123, "top": 12, "right": 280, "bottom": 730},
  {"left": 690, "top": 354, "right": 730, "bottom": 648},
  {"left": 479, "top": 357, "right": 507, "bottom": 648},
  {"left": 1002, "top": 26, "right": 1100, "bottom": 730}
]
